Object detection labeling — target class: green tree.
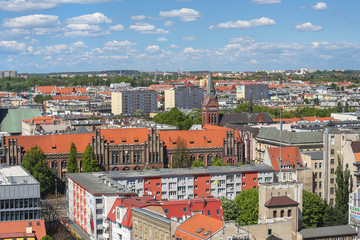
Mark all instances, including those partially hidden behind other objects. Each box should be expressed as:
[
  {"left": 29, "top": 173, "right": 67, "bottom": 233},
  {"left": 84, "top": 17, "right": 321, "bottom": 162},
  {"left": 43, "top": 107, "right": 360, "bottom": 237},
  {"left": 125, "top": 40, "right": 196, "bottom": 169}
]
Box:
[
  {"left": 302, "top": 190, "right": 325, "bottom": 228},
  {"left": 153, "top": 108, "right": 193, "bottom": 130},
  {"left": 172, "top": 137, "right": 190, "bottom": 168},
  {"left": 187, "top": 108, "right": 202, "bottom": 125},
  {"left": 323, "top": 203, "right": 338, "bottom": 226},
  {"left": 82, "top": 145, "right": 101, "bottom": 172},
  {"left": 334, "top": 157, "right": 350, "bottom": 225},
  {"left": 44, "top": 95, "right": 53, "bottom": 101},
  {"left": 337, "top": 102, "right": 343, "bottom": 112},
  {"left": 42, "top": 235, "right": 54, "bottom": 240},
  {"left": 33, "top": 95, "right": 44, "bottom": 104},
  {"left": 191, "top": 158, "right": 205, "bottom": 168},
  {"left": 220, "top": 197, "right": 238, "bottom": 221},
  {"left": 211, "top": 157, "right": 229, "bottom": 166},
  {"left": 235, "top": 189, "right": 259, "bottom": 226},
  {"left": 67, "top": 143, "right": 79, "bottom": 173},
  {"left": 344, "top": 102, "right": 349, "bottom": 112},
  {"left": 134, "top": 109, "right": 146, "bottom": 119},
  {"left": 21, "top": 146, "right": 54, "bottom": 197}
]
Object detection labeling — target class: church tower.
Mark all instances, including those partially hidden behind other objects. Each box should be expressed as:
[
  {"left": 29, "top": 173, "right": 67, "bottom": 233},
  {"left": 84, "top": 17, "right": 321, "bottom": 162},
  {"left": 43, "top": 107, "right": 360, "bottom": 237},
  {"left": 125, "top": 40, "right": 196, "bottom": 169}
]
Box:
[{"left": 202, "top": 73, "right": 219, "bottom": 126}]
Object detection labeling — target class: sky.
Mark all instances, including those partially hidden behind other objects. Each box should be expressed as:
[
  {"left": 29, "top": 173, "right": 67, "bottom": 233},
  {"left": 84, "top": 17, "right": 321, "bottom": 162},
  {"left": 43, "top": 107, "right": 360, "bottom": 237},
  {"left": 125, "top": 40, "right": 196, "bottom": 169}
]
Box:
[{"left": 0, "top": 0, "right": 360, "bottom": 73}]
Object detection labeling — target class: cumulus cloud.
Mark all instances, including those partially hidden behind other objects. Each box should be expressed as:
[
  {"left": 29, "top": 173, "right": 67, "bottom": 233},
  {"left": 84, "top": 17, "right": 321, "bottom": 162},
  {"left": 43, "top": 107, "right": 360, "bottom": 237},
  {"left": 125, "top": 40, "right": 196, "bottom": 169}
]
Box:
[
  {"left": 146, "top": 45, "right": 160, "bottom": 53},
  {"left": 0, "top": 28, "right": 30, "bottom": 39},
  {"left": 129, "top": 22, "right": 169, "bottom": 34},
  {"left": 104, "top": 40, "right": 136, "bottom": 50},
  {"left": 0, "top": 0, "right": 121, "bottom": 12},
  {"left": 252, "top": 0, "right": 281, "bottom": 4},
  {"left": 229, "top": 36, "right": 256, "bottom": 43},
  {"left": 62, "top": 30, "right": 110, "bottom": 37},
  {"left": 33, "top": 41, "right": 87, "bottom": 55},
  {"left": 170, "top": 44, "right": 179, "bottom": 48},
  {"left": 163, "top": 21, "right": 175, "bottom": 27},
  {"left": 65, "top": 12, "right": 112, "bottom": 24},
  {"left": 159, "top": 8, "right": 201, "bottom": 22},
  {"left": 3, "top": 14, "right": 60, "bottom": 29},
  {"left": 312, "top": 2, "right": 327, "bottom": 10},
  {"left": 209, "top": 17, "right": 276, "bottom": 29},
  {"left": 66, "top": 24, "right": 101, "bottom": 31},
  {"left": 157, "top": 37, "right": 167, "bottom": 42},
  {"left": 0, "top": 40, "right": 28, "bottom": 53},
  {"left": 181, "top": 36, "right": 197, "bottom": 41},
  {"left": 109, "top": 24, "right": 124, "bottom": 31},
  {"left": 131, "top": 15, "right": 146, "bottom": 21},
  {"left": 295, "top": 22, "right": 323, "bottom": 32},
  {"left": 182, "top": 47, "right": 200, "bottom": 54}
]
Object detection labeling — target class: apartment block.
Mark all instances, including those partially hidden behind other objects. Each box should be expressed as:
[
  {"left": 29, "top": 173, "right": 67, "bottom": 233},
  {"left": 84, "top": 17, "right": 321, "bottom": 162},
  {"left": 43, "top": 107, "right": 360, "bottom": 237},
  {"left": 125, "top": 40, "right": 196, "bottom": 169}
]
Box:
[
  {"left": 0, "top": 71, "right": 17, "bottom": 78},
  {"left": 164, "top": 86, "right": 204, "bottom": 110},
  {"left": 111, "top": 90, "right": 157, "bottom": 116},
  {"left": 236, "top": 84, "right": 269, "bottom": 101}
]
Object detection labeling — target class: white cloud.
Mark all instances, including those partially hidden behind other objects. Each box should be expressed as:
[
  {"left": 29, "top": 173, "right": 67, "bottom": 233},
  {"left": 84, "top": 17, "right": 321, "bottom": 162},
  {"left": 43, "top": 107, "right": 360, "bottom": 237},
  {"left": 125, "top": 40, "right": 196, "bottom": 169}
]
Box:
[
  {"left": 252, "top": 0, "right": 281, "bottom": 4},
  {"left": 0, "top": 28, "right": 30, "bottom": 39},
  {"left": 159, "top": 8, "right": 201, "bottom": 22},
  {"left": 0, "top": 0, "right": 122, "bottom": 12},
  {"left": 312, "top": 2, "right": 327, "bottom": 10},
  {"left": 104, "top": 40, "right": 136, "bottom": 50},
  {"left": 33, "top": 41, "right": 87, "bottom": 55},
  {"left": 229, "top": 36, "right": 256, "bottom": 43},
  {"left": 170, "top": 44, "right": 179, "bottom": 48},
  {"left": 129, "top": 22, "right": 169, "bottom": 34},
  {"left": 209, "top": 17, "right": 276, "bottom": 29},
  {"left": 163, "top": 21, "right": 175, "bottom": 27},
  {"left": 0, "top": 40, "right": 28, "bottom": 53},
  {"left": 131, "top": 15, "right": 146, "bottom": 21},
  {"left": 146, "top": 45, "right": 160, "bottom": 53},
  {"left": 181, "top": 36, "right": 197, "bottom": 41},
  {"left": 157, "top": 37, "right": 167, "bottom": 42},
  {"left": 250, "top": 59, "right": 258, "bottom": 63},
  {"left": 66, "top": 24, "right": 101, "bottom": 31},
  {"left": 65, "top": 12, "right": 112, "bottom": 24},
  {"left": 62, "top": 30, "right": 110, "bottom": 37},
  {"left": 109, "top": 24, "right": 124, "bottom": 31},
  {"left": 295, "top": 22, "right": 323, "bottom": 32},
  {"left": 3, "top": 14, "right": 60, "bottom": 29},
  {"left": 182, "top": 47, "right": 200, "bottom": 54}
]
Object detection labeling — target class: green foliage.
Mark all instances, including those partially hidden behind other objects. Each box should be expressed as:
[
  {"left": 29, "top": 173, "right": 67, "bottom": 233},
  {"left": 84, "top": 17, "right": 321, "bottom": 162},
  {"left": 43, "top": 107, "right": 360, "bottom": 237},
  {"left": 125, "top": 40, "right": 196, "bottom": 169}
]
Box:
[
  {"left": 67, "top": 143, "right": 79, "bottom": 173},
  {"left": 235, "top": 189, "right": 259, "bottom": 226},
  {"left": 211, "top": 157, "right": 229, "bottom": 166},
  {"left": 220, "top": 197, "right": 238, "bottom": 221},
  {"left": 302, "top": 190, "right": 325, "bottom": 228},
  {"left": 153, "top": 108, "right": 193, "bottom": 130},
  {"left": 134, "top": 109, "right": 146, "bottom": 119},
  {"left": 187, "top": 108, "right": 202, "bottom": 125},
  {"left": 82, "top": 145, "right": 101, "bottom": 172},
  {"left": 21, "top": 146, "right": 54, "bottom": 198},
  {"left": 323, "top": 203, "right": 339, "bottom": 227},
  {"left": 191, "top": 158, "right": 205, "bottom": 168},
  {"left": 172, "top": 137, "right": 191, "bottom": 168},
  {"left": 42, "top": 235, "right": 54, "bottom": 240},
  {"left": 33, "top": 95, "right": 52, "bottom": 104},
  {"left": 334, "top": 157, "right": 350, "bottom": 225}
]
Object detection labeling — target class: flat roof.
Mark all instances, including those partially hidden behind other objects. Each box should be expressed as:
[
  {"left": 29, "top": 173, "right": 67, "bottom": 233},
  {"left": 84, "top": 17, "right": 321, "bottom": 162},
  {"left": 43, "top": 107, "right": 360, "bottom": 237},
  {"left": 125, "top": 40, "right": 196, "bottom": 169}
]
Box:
[
  {"left": 300, "top": 225, "right": 357, "bottom": 238},
  {"left": 106, "top": 164, "right": 273, "bottom": 179},
  {"left": 0, "top": 165, "right": 38, "bottom": 185},
  {"left": 67, "top": 172, "right": 135, "bottom": 195}
]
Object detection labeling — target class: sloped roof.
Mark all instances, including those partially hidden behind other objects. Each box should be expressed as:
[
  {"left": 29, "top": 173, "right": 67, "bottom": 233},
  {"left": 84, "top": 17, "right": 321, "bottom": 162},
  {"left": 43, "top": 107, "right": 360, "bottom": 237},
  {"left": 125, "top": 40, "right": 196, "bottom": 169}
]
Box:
[
  {"left": 300, "top": 225, "right": 357, "bottom": 239},
  {"left": 174, "top": 213, "right": 223, "bottom": 240},
  {"left": 0, "top": 108, "right": 41, "bottom": 134},
  {"left": 267, "top": 146, "right": 303, "bottom": 171},
  {"left": 265, "top": 196, "right": 298, "bottom": 207},
  {"left": 52, "top": 96, "right": 89, "bottom": 100},
  {"left": 0, "top": 220, "right": 46, "bottom": 240},
  {"left": 256, "top": 127, "right": 323, "bottom": 144},
  {"left": 36, "top": 86, "right": 55, "bottom": 94},
  {"left": 219, "top": 112, "right": 273, "bottom": 126}
]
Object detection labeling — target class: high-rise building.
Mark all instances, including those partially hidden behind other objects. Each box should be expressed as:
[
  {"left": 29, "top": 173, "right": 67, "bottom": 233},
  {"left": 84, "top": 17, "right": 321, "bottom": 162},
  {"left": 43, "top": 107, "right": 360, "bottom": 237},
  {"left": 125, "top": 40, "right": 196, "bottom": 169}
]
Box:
[
  {"left": 164, "top": 86, "right": 204, "bottom": 110},
  {"left": 236, "top": 84, "right": 269, "bottom": 101},
  {"left": 111, "top": 89, "right": 157, "bottom": 116},
  {"left": 0, "top": 71, "right": 17, "bottom": 78}
]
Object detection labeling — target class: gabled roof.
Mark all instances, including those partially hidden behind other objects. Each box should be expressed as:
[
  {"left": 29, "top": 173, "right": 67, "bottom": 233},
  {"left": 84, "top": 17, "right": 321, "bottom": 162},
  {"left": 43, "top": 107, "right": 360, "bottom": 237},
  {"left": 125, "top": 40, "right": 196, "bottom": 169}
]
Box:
[
  {"left": 36, "top": 86, "right": 55, "bottom": 94},
  {"left": 219, "top": 112, "right": 273, "bottom": 126},
  {"left": 121, "top": 207, "right": 133, "bottom": 227},
  {"left": 265, "top": 196, "right": 298, "bottom": 207},
  {"left": 267, "top": 146, "right": 303, "bottom": 171},
  {"left": 0, "top": 108, "right": 41, "bottom": 134},
  {"left": 52, "top": 96, "right": 89, "bottom": 100},
  {"left": 174, "top": 213, "right": 223, "bottom": 240},
  {"left": 0, "top": 220, "right": 46, "bottom": 240},
  {"left": 23, "top": 116, "right": 61, "bottom": 125}
]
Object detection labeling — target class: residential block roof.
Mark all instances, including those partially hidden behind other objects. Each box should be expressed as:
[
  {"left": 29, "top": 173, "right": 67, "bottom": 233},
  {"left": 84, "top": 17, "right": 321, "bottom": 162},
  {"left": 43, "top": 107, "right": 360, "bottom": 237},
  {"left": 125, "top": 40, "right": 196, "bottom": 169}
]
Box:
[
  {"left": 299, "top": 225, "right": 357, "bottom": 239},
  {"left": 0, "top": 108, "right": 41, "bottom": 134},
  {"left": 267, "top": 146, "right": 304, "bottom": 171},
  {"left": 0, "top": 220, "right": 46, "bottom": 240},
  {"left": 351, "top": 141, "right": 360, "bottom": 162},
  {"left": 256, "top": 127, "right": 323, "bottom": 144}
]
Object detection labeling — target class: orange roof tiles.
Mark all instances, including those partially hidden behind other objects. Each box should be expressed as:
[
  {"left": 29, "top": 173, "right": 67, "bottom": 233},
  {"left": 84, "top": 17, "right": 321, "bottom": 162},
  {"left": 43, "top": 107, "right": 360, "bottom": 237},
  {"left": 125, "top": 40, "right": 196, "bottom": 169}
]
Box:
[
  {"left": 0, "top": 220, "right": 46, "bottom": 240},
  {"left": 273, "top": 116, "right": 335, "bottom": 123},
  {"left": 267, "top": 146, "right": 303, "bottom": 171},
  {"left": 52, "top": 96, "right": 89, "bottom": 100},
  {"left": 174, "top": 213, "right": 223, "bottom": 240},
  {"left": 36, "top": 86, "right": 56, "bottom": 94},
  {"left": 23, "top": 116, "right": 60, "bottom": 124}
]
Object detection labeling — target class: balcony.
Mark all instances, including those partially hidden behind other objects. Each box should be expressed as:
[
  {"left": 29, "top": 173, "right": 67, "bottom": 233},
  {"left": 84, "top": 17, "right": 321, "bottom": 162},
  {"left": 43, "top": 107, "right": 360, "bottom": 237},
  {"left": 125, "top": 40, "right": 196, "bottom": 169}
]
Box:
[
  {"left": 103, "top": 219, "right": 109, "bottom": 228},
  {"left": 354, "top": 171, "right": 360, "bottom": 177}
]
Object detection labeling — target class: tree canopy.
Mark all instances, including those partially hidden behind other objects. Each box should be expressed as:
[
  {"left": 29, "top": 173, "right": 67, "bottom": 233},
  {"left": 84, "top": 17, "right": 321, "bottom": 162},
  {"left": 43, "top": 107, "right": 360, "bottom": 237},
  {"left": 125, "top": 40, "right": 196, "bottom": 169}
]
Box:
[
  {"left": 152, "top": 108, "right": 198, "bottom": 130},
  {"left": 234, "top": 189, "right": 259, "bottom": 226},
  {"left": 220, "top": 197, "right": 238, "bottom": 221},
  {"left": 191, "top": 158, "right": 205, "bottom": 168},
  {"left": 302, "top": 190, "right": 326, "bottom": 228},
  {"left": 67, "top": 143, "right": 79, "bottom": 173},
  {"left": 34, "top": 94, "right": 53, "bottom": 104},
  {"left": 82, "top": 145, "right": 101, "bottom": 172},
  {"left": 334, "top": 157, "right": 350, "bottom": 225},
  {"left": 172, "top": 136, "right": 191, "bottom": 168},
  {"left": 21, "top": 146, "right": 54, "bottom": 197}
]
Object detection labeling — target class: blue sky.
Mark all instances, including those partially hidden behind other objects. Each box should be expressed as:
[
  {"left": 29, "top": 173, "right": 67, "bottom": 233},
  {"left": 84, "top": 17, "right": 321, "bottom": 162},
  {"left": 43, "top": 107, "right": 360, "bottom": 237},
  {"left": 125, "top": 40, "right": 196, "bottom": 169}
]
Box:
[{"left": 0, "top": 0, "right": 359, "bottom": 73}]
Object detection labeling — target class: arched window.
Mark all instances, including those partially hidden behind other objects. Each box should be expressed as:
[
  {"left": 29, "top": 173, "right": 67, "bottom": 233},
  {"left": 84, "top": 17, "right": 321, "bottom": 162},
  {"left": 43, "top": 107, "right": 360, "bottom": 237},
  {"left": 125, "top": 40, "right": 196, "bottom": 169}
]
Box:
[
  {"left": 199, "top": 155, "right": 204, "bottom": 161},
  {"left": 52, "top": 161, "right": 58, "bottom": 169},
  {"left": 207, "top": 155, "right": 213, "bottom": 166},
  {"left": 112, "top": 167, "right": 119, "bottom": 171},
  {"left": 191, "top": 155, "right": 196, "bottom": 163},
  {"left": 123, "top": 167, "right": 130, "bottom": 171},
  {"left": 134, "top": 166, "right": 141, "bottom": 171},
  {"left": 216, "top": 154, "right": 221, "bottom": 159},
  {"left": 61, "top": 161, "right": 67, "bottom": 169}
]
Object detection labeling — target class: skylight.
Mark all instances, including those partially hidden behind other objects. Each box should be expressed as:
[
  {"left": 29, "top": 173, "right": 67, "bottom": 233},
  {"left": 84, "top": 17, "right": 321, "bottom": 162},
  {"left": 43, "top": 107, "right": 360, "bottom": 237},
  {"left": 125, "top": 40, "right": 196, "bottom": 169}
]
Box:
[
  {"left": 203, "top": 230, "right": 212, "bottom": 236},
  {"left": 196, "top": 228, "right": 205, "bottom": 233}
]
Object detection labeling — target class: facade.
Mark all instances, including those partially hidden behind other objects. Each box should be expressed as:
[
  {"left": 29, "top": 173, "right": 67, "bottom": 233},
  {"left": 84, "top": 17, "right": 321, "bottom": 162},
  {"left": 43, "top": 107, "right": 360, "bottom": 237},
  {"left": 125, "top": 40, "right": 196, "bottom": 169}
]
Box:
[
  {"left": 107, "top": 165, "right": 274, "bottom": 200},
  {"left": 111, "top": 90, "right": 157, "bottom": 116},
  {"left": 0, "top": 166, "right": 41, "bottom": 222},
  {"left": 202, "top": 74, "right": 219, "bottom": 126},
  {"left": 301, "top": 151, "right": 323, "bottom": 197},
  {"left": 4, "top": 125, "right": 243, "bottom": 180},
  {"left": 164, "top": 86, "right": 204, "bottom": 110},
  {"left": 0, "top": 71, "right": 17, "bottom": 78},
  {"left": 236, "top": 84, "right": 269, "bottom": 101},
  {"left": 22, "top": 116, "right": 68, "bottom": 136},
  {"left": 66, "top": 172, "right": 135, "bottom": 240}
]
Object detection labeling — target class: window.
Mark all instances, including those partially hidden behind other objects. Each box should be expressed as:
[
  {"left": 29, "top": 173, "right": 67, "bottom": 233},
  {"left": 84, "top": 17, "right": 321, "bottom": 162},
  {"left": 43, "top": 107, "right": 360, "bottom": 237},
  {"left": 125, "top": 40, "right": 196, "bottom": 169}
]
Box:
[
  {"left": 156, "top": 183, "right": 160, "bottom": 187},
  {"left": 242, "top": 182, "right": 245, "bottom": 186},
  {"left": 331, "top": 158, "right": 335, "bottom": 164},
  {"left": 207, "top": 210, "right": 211, "bottom": 216},
  {"left": 253, "top": 178, "right": 257, "bottom": 182},
  {"left": 330, "top": 199, "right": 334, "bottom": 205},
  {"left": 216, "top": 209, "right": 220, "bottom": 215},
  {"left": 268, "top": 229, "right": 272, "bottom": 235},
  {"left": 164, "top": 208, "right": 169, "bottom": 214},
  {"left": 206, "top": 189, "right": 209, "bottom": 193},
  {"left": 314, "top": 173, "right": 318, "bottom": 179},
  {"left": 96, "top": 209, "right": 102, "bottom": 214},
  {"left": 331, "top": 168, "right": 335, "bottom": 174},
  {"left": 280, "top": 210, "right": 284, "bottom": 217},
  {"left": 319, "top": 182, "right": 322, "bottom": 188},
  {"left": 315, "top": 163, "right": 318, "bottom": 169},
  {"left": 319, "top": 163, "right": 322, "bottom": 169},
  {"left": 331, "top": 149, "right": 335, "bottom": 155},
  {"left": 319, "top": 172, "right": 322, "bottom": 178},
  {"left": 96, "top": 199, "right": 102, "bottom": 204},
  {"left": 195, "top": 194, "right": 198, "bottom": 198},
  {"left": 288, "top": 209, "right": 292, "bottom": 217},
  {"left": 194, "top": 177, "right": 198, "bottom": 181},
  {"left": 330, "top": 178, "right": 334, "bottom": 184},
  {"left": 195, "top": 185, "right": 198, "bottom": 189},
  {"left": 314, "top": 182, "right": 318, "bottom": 189},
  {"left": 273, "top": 210, "right": 277, "bottom": 218},
  {"left": 183, "top": 207, "right": 187, "bottom": 213},
  {"left": 330, "top": 187, "right": 334, "bottom": 194},
  {"left": 206, "top": 180, "right": 210, "bottom": 184},
  {"left": 242, "top": 174, "right": 246, "bottom": 178}
]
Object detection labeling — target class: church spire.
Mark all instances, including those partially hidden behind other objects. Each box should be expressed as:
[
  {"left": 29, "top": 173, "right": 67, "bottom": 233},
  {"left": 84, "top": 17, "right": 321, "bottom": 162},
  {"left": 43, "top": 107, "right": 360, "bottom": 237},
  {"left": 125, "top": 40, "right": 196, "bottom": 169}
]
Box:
[{"left": 206, "top": 72, "right": 216, "bottom": 99}]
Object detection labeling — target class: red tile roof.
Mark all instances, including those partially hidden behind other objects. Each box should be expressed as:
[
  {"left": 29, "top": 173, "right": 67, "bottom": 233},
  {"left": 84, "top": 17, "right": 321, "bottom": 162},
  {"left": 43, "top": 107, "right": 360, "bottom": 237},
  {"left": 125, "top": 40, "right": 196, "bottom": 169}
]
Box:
[
  {"left": 23, "top": 116, "right": 61, "bottom": 124},
  {"left": 36, "top": 86, "right": 56, "bottom": 94},
  {"left": 267, "top": 146, "right": 303, "bottom": 171},
  {"left": 0, "top": 220, "right": 46, "bottom": 240},
  {"left": 174, "top": 213, "right": 223, "bottom": 240},
  {"left": 121, "top": 207, "right": 133, "bottom": 227},
  {"left": 273, "top": 116, "right": 335, "bottom": 123},
  {"left": 265, "top": 196, "right": 299, "bottom": 207},
  {"left": 52, "top": 96, "right": 89, "bottom": 100}
]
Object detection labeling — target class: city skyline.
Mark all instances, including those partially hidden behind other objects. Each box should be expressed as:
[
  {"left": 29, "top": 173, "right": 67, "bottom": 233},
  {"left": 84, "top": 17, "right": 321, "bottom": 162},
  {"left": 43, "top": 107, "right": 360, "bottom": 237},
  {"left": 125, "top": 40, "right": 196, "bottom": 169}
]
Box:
[{"left": 0, "top": 0, "right": 359, "bottom": 73}]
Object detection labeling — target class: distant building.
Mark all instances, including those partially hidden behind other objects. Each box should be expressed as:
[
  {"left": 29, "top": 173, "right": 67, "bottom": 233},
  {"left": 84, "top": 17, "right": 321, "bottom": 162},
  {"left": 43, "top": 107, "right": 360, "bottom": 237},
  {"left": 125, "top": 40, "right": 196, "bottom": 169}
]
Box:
[
  {"left": 111, "top": 90, "right": 157, "bottom": 116},
  {"left": 0, "top": 71, "right": 17, "bottom": 78},
  {"left": 22, "top": 116, "right": 69, "bottom": 136},
  {"left": 0, "top": 108, "right": 42, "bottom": 135},
  {"left": 236, "top": 84, "right": 269, "bottom": 101},
  {"left": 0, "top": 166, "right": 42, "bottom": 222},
  {"left": 299, "top": 225, "right": 357, "bottom": 240},
  {"left": 164, "top": 86, "right": 204, "bottom": 110}
]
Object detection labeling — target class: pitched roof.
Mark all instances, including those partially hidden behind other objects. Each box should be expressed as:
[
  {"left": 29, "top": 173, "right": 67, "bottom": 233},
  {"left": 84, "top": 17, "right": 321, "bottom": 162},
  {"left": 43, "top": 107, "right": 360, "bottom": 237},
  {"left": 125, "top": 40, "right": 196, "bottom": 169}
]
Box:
[
  {"left": 52, "top": 96, "right": 89, "bottom": 100},
  {"left": 0, "top": 220, "right": 46, "bottom": 240},
  {"left": 256, "top": 127, "right": 323, "bottom": 144},
  {"left": 267, "top": 146, "right": 303, "bottom": 171},
  {"left": 0, "top": 108, "right": 41, "bottom": 134},
  {"left": 174, "top": 213, "right": 223, "bottom": 240},
  {"left": 23, "top": 116, "right": 61, "bottom": 125},
  {"left": 36, "top": 86, "right": 55, "bottom": 94},
  {"left": 219, "top": 112, "right": 273, "bottom": 126},
  {"left": 300, "top": 225, "right": 357, "bottom": 238},
  {"left": 273, "top": 116, "right": 335, "bottom": 123},
  {"left": 265, "top": 196, "right": 299, "bottom": 207},
  {"left": 351, "top": 141, "right": 360, "bottom": 162}
]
